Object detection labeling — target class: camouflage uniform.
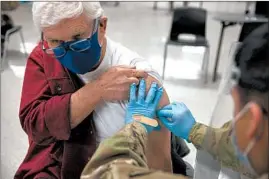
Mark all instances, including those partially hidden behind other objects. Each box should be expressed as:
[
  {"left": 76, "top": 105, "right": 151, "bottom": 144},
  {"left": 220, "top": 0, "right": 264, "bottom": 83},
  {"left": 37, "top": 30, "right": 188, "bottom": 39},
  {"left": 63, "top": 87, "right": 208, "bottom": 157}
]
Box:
[
  {"left": 81, "top": 122, "right": 186, "bottom": 179},
  {"left": 189, "top": 121, "right": 255, "bottom": 178},
  {"left": 81, "top": 121, "right": 267, "bottom": 179}
]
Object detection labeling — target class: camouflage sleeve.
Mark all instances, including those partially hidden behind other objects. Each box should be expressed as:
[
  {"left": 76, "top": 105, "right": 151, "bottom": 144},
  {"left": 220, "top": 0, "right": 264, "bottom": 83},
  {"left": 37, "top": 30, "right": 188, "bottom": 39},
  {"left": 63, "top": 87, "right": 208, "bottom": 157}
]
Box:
[
  {"left": 189, "top": 121, "right": 255, "bottom": 178},
  {"left": 81, "top": 122, "right": 149, "bottom": 177}
]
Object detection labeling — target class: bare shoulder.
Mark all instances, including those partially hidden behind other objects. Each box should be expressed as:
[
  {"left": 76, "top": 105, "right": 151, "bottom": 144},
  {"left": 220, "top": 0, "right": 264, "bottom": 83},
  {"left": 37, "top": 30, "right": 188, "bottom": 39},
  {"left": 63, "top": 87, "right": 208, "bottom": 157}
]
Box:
[{"left": 145, "top": 75, "right": 170, "bottom": 108}]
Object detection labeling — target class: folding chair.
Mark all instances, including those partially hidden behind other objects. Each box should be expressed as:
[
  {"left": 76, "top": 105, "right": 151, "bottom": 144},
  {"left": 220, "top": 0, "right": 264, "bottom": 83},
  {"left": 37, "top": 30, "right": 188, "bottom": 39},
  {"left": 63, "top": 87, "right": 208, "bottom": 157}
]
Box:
[{"left": 162, "top": 7, "right": 210, "bottom": 83}]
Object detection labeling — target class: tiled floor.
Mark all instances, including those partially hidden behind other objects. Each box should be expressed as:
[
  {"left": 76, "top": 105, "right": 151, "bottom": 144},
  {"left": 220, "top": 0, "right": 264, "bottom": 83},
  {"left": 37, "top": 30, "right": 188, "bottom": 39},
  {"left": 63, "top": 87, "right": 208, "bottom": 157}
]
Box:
[{"left": 1, "top": 2, "right": 249, "bottom": 179}]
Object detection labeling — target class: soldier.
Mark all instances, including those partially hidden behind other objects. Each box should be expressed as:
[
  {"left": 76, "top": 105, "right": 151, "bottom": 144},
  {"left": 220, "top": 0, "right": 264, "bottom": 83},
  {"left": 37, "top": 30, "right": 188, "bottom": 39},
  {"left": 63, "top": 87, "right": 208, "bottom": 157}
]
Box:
[
  {"left": 158, "top": 23, "right": 268, "bottom": 179},
  {"left": 80, "top": 23, "right": 268, "bottom": 179}
]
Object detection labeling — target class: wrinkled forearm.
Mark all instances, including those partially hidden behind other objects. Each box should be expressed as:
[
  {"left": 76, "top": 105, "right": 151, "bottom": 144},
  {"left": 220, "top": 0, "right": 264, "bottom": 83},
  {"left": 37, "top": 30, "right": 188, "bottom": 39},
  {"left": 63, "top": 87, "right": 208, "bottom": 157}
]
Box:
[
  {"left": 70, "top": 81, "right": 102, "bottom": 128},
  {"left": 81, "top": 122, "right": 149, "bottom": 175}
]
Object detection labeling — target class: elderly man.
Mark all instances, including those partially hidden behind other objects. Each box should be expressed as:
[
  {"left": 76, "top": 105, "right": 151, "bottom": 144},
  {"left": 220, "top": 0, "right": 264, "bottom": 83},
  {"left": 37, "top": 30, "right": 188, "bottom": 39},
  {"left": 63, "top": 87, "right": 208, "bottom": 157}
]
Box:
[{"left": 15, "top": 2, "right": 173, "bottom": 179}]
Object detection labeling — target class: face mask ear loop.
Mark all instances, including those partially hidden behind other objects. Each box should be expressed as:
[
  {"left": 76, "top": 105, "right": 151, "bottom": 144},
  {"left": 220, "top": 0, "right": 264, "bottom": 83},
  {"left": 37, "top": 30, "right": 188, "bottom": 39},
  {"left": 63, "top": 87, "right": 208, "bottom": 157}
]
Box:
[
  {"left": 233, "top": 103, "right": 252, "bottom": 125},
  {"left": 91, "top": 18, "right": 103, "bottom": 48},
  {"left": 93, "top": 17, "right": 100, "bottom": 35},
  {"left": 247, "top": 119, "right": 265, "bottom": 156},
  {"left": 243, "top": 138, "right": 255, "bottom": 156},
  {"left": 243, "top": 103, "right": 265, "bottom": 157},
  {"left": 232, "top": 103, "right": 257, "bottom": 156},
  {"left": 239, "top": 105, "right": 263, "bottom": 163}
]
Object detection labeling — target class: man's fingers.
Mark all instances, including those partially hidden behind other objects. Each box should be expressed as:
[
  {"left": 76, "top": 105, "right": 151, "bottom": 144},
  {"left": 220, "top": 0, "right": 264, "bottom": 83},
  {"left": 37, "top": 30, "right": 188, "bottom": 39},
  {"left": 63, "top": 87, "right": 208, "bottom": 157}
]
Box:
[
  {"left": 132, "top": 70, "right": 148, "bottom": 78},
  {"left": 157, "top": 109, "right": 173, "bottom": 118},
  {"left": 153, "top": 87, "right": 163, "bottom": 108},
  {"left": 125, "top": 77, "right": 139, "bottom": 85},
  {"left": 145, "top": 82, "right": 158, "bottom": 104},
  {"left": 138, "top": 79, "right": 146, "bottom": 103},
  {"left": 121, "top": 69, "right": 148, "bottom": 78},
  {"left": 129, "top": 83, "right": 137, "bottom": 102}
]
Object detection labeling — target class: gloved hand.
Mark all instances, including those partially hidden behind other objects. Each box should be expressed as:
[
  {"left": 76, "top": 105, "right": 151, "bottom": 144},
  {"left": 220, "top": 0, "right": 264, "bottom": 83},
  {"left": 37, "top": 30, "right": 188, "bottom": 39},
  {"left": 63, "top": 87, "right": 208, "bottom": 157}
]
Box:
[
  {"left": 157, "top": 102, "right": 196, "bottom": 140},
  {"left": 125, "top": 79, "right": 163, "bottom": 133}
]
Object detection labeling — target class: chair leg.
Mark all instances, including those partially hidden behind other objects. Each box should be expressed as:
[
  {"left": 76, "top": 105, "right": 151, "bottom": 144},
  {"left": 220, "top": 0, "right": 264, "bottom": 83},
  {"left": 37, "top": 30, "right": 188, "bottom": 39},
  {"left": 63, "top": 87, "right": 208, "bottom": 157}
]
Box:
[
  {"left": 169, "top": 2, "right": 174, "bottom": 12},
  {"left": 162, "top": 43, "right": 168, "bottom": 80},
  {"left": 201, "top": 47, "right": 210, "bottom": 84},
  {"left": 114, "top": 2, "right": 119, "bottom": 6},
  {"left": 19, "top": 29, "right": 27, "bottom": 58},
  {"left": 153, "top": 2, "right": 157, "bottom": 10},
  {"left": 1, "top": 39, "right": 9, "bottom": 71}
]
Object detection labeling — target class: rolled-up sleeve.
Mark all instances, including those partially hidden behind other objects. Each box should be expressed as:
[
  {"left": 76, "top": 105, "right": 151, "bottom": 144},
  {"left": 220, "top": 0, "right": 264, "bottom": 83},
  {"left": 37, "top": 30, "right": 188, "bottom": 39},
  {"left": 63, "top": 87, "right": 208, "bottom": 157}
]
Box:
[
  {"left": 130, "top": 58, "right": 163, "bottom": 84},
  {"left": 19, "top": 45, "right": 71, "bottom": 145}
]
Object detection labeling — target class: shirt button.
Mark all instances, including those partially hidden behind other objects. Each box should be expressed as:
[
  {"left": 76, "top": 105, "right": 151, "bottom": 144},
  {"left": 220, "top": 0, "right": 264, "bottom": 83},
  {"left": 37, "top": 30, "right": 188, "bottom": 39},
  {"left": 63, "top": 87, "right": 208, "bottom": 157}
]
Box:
[
  {"left": 56, "top": 85, "right": 62, "bottom": 92},
  {"left": 90, "top": 131, "right": 93, "bottom": 134}
]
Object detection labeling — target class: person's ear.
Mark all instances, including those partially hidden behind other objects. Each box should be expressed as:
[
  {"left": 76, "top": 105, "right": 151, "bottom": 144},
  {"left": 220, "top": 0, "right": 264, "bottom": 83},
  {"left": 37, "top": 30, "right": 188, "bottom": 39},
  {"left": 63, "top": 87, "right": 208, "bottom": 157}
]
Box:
[
  {"left": 97, "top": 16, "right": 107, "bottom": 46},
  {"left": 99, "top": 16, "right": 107, "bottom": 32},
  {"left": 247, "top": 102, "right": 263, "bottom": 139}
]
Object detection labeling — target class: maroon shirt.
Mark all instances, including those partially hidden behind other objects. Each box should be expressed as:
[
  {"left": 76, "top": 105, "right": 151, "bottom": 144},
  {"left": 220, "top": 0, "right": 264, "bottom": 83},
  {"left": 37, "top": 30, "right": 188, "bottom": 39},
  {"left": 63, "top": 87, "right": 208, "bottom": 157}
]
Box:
[{"left": 15, "top": 42, "right": 97, "bottom": 179}]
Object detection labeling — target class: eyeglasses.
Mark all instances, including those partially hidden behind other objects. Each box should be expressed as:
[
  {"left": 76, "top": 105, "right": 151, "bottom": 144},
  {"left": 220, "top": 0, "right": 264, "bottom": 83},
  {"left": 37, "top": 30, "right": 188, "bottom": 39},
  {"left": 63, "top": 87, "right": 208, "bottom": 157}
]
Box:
[{"left": 41, "top": 18, "right": 99, "bottom": 58}]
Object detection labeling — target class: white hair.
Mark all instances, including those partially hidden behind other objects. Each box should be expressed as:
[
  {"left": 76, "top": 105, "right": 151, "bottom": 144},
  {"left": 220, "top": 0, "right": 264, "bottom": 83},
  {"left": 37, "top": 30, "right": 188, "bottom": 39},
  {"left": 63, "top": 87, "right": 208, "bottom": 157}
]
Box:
[{"left": 32, "top": 2, "right": 104, "bottom": 30}]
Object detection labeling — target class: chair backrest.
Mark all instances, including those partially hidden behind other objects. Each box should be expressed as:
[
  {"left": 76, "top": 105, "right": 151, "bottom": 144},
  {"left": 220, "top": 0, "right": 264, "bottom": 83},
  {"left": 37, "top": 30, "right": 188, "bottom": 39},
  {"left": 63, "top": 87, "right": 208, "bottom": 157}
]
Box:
[
  {"left": 169, "top": 7, "right": 207, "bottom": 41},
  {"left": 1, "top": 14, "right": 14, "bottom": 37}
]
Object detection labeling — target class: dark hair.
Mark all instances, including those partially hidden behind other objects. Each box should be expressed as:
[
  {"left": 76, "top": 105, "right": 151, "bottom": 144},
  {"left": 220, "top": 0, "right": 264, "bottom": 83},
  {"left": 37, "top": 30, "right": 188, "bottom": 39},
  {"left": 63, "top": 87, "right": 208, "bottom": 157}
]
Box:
[
  {"left": 236, "top": 23, "right": 269, "bottom": 113},
  {"left": 237, "top": 23, "right": 269, "bottom": 93}
]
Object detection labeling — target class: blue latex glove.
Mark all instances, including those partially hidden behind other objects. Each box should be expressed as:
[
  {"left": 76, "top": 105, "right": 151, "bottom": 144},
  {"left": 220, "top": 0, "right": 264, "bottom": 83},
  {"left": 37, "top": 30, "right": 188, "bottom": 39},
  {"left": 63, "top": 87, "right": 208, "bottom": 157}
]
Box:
[
  {"left": 125, "top": 79, "right": 163, "bottom": 133},
  {"left": 157, "top": 102, "right": 196, "bottom": 140}
]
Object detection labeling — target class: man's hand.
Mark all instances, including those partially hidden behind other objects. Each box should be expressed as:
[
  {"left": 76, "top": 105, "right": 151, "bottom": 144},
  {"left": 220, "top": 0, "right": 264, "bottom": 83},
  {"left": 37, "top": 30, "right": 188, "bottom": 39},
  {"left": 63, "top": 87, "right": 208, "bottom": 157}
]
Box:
[
  {"left": 70, "top": 66, "right": 147, "bottom": 129},
  {"left": 96, "top": 66, "right": 148, "bottom": 101},
  {"left": 125, "top": 79, "right": 163, "bottom": 133}
]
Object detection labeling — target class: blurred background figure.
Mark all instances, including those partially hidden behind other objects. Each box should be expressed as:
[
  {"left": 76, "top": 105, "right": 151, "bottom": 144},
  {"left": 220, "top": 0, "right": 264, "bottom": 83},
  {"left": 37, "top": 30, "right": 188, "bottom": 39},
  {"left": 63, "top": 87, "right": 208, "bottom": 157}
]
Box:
[{"left": 1, "top": 1, "right": 20, "bottom": 57}]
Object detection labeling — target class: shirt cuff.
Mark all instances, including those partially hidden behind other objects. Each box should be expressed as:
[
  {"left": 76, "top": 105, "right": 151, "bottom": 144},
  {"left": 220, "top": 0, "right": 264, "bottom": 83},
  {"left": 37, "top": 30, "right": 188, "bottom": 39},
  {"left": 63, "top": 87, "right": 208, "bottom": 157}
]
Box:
[{"left": 44, "top": 93, "right": 72, "bottom": 140}]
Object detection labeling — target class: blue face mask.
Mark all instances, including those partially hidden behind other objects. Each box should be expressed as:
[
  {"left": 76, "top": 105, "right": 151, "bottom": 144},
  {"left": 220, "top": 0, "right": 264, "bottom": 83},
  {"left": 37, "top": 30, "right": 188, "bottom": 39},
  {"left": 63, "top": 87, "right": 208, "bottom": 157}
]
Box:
[{"left": 53, "top": 28, "right": 101, "bottom": 74}]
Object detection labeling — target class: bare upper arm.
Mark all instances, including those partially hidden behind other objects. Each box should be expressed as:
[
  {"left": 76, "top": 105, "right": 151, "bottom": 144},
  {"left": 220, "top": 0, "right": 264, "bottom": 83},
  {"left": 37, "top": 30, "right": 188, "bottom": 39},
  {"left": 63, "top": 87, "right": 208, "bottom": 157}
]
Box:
[
  {"left": 144, "top": 75, "right": 172, "bottom": 172},
  {"left": 144, "top": 75, "right": 170, "bottom": 112}
]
